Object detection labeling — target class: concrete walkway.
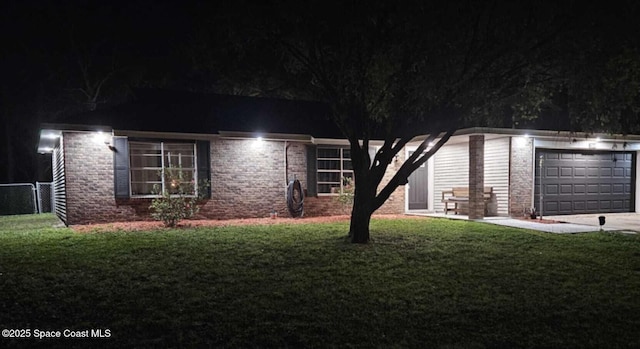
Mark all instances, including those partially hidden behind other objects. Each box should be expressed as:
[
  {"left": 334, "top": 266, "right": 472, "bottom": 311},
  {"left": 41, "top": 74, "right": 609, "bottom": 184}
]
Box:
[
  {"left": 544, "top": 213, "right": 640, "bottom": 233},
  {"left": 478, "top": 217, "right": 604, "bottom": 234},
  {"left": 406, "top": 211, "right": 637, "bottom": 234}
]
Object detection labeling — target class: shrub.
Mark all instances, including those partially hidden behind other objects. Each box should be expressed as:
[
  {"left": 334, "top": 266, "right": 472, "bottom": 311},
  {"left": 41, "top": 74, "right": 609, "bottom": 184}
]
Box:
[
  {"left": 334, "top": 176, "right": 355, "bottom": 214},
  {"left": 150, "top": 193, "right": 198, "bottom": 228},
  {"left": 149, "top": 166, "right": 209, "bottom": 227}
]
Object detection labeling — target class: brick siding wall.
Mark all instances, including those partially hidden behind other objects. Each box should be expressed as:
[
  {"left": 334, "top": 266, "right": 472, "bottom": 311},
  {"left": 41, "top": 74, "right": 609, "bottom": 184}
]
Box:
[
  {"left": 62, "top": 133, "right": 404, "bottom": 225},
  {"left": 64, "top": 132, "right": 141, "bottom": 224},
  {"left": 199, "top": 139, "right": 404, "bottom": 218},
  {"left": 468, "top": 135, "right": 485, "bottom": 219},
  {"left": 509, "top": 136, "right": 534, "bottom": 216},
  {"left": 199, "top": 138, "right": 289, "bottom": 218}
]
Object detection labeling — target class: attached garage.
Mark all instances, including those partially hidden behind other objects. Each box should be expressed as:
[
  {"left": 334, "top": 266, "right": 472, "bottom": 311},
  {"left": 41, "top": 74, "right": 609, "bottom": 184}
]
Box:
[{"left": 534, "top": 149, "right": 636, "bottom": 215}]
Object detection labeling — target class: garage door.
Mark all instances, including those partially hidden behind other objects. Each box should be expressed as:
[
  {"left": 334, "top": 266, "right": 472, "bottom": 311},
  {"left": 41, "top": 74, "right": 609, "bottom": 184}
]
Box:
[{"left": 534, "top": 149, "right": 635, "bottom": 215}]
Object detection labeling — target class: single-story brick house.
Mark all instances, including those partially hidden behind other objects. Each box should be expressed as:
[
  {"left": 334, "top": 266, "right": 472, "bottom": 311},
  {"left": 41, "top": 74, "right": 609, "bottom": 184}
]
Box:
[{"left": 38, "top": 90, "right": 640, "bottom": 225}]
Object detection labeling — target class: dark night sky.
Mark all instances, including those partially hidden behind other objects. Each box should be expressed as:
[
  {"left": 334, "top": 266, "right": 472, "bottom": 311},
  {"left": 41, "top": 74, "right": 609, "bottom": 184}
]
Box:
[
  {"left": 2, "top": 0, "right": 204, "bottom": 87},
  {"left": 0, "top": 0, "right": 226, "bottom": 182},
  {"left": 1, "top": 0, "right": 639, "bottom": 183}
]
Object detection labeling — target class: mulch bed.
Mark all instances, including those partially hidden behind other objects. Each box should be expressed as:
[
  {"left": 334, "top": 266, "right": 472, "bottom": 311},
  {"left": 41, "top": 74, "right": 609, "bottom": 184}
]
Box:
[{"left": 71, "top": 214, "right": 429, "bottom": 233}]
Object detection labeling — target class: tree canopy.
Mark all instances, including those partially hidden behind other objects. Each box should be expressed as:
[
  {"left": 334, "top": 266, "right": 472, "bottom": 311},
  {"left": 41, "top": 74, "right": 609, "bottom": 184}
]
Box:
[{"left": 206, "top": 0, "right": 596, "bottom": 241}]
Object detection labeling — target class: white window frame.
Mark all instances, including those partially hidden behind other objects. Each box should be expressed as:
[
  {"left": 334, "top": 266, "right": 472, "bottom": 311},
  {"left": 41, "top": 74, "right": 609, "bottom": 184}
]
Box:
[
  {"left": 317, "top": 147, "right": 353, "bottom": 195},
  {"left": 129, "top": 141, "right": 198, "bottom": 198}
]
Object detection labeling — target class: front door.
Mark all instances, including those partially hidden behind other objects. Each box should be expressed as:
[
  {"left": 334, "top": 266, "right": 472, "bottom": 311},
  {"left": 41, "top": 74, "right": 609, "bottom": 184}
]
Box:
[{"left": 408, "top": 151, "right": 428, "bottom": 209}]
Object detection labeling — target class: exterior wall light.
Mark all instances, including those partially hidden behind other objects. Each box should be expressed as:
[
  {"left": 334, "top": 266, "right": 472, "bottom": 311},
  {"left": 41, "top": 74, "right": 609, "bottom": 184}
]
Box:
[
  {"left": 252, "top": 136, "right": 265, "bottom": 149},
  {"left": 94, "top": 131, "right": 110, "bottom": 145},
  {"left": 94, "top": 131, "right": 115, "bottom": 151},
  {"left": 514, "top": 135, "right": 530, "bottom": 147},
  {"left": 42, "top": 132, "right": 60, "bottom": 139}
]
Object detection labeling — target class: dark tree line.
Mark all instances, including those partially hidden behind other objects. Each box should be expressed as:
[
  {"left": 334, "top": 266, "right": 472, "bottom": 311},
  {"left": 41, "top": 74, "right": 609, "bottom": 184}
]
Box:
[{"left": 0, "top": 0, "right": 198, "bottom": 183}]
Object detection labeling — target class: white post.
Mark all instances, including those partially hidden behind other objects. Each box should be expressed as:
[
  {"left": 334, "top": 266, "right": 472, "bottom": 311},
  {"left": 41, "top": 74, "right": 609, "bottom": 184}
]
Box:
[
  {"left": 36, "top": 182, "right": 43, "bottom": 214},
  {"left": 51, "top": 182, "right": 56, "bottom": 214}
]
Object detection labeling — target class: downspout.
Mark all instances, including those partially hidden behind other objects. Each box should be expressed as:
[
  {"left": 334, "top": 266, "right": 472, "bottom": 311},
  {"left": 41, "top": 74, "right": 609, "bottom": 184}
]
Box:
[
  {"left": 284, "top": 141, "right": 289, "bottom": 199},
  {"left": 507, "top": 137, "right": 512, "bottom": 217}
]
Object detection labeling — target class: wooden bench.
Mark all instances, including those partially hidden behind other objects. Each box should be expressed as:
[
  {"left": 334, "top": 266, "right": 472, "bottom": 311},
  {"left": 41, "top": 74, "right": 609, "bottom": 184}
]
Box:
[{"left": 441, "top": 187, "right": 493, "bottom": 215}]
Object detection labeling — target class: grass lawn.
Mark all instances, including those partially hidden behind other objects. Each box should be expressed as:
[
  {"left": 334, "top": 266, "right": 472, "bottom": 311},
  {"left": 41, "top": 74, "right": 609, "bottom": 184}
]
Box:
[{"left": 1, "top": 214, "right": 639, "bottom": 348}]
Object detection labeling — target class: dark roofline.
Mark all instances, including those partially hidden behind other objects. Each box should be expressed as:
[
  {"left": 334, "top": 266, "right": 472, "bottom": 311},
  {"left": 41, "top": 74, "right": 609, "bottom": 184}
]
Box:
[{"left": 53, "top": 89, "right": 340, "bottom": 138}]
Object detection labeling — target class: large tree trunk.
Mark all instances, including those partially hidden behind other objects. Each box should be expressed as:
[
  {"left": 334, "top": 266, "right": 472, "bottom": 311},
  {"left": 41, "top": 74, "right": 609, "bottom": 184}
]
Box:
[
  {"left": 349, "top": 190, "right": 373, "bottom": 243},
  {"left": 348, "top": 147, "right": 375, "bottom": 243},
  {"left": 345, "top": 131, "right": 454, "bottom": 244}
]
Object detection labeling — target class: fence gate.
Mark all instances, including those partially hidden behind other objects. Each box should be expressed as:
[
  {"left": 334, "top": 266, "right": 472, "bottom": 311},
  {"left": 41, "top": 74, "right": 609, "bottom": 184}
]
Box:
[
  {"left": 0, "top": 183, "right": 37, "bottom": 215},
  {"left": 36, "top": 182, "right": 54, "bottom": 214}
]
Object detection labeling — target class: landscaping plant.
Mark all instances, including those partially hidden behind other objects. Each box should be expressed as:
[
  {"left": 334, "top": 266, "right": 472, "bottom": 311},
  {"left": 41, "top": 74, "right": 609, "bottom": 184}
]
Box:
[
  {"left": 334, "top": 176, "right": 355, "bottom": 214},
  {"left": 149, "top": 166, "right": 207, "bottom": 227}
]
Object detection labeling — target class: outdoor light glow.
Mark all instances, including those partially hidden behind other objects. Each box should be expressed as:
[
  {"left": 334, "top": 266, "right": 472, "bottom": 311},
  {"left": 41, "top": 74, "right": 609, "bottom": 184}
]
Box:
[
  {"left": 596, "top": 137, "right": 601, "bottom": 142},
  {"left": 252, "top": 135, "right": 265, "bottom": 149},
  {"left": 514, "top": 135, "right": 529, "bottom": 147},
  {"left": 42, "top": 132, "right": 60, "bottom": 139},
  {"left": 524, "top": 134, "right": 530, "bottom": 138},
  {"left": 38, "top": 130, "right": 61, "bottom": 154},
  {"left": 93, "top": 131, "right": 111, "bottom": 146}
]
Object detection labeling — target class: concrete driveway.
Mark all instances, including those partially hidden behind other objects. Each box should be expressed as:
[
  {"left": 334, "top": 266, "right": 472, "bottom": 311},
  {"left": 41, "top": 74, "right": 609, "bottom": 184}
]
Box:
[{"left": 544, "top": 213, "right": 640, "bottom": 233}]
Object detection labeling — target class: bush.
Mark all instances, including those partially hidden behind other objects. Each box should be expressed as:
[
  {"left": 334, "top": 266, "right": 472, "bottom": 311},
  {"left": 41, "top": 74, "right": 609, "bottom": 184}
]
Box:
[
  {"left": 149, "top": 167, "right": 208, "bottom": 227},
  {"left": 150, "top": 193, "right": 199, "bottom": 228},
  {"left": 334, "top": 177, "right": 354, "bottom": 214}
]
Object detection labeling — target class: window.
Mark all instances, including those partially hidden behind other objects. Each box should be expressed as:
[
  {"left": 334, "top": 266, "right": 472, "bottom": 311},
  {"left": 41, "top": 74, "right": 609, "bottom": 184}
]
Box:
[
  {"left": 317, "top": 147, "right": 353, "bottom": 194},
  {"left": 129, "top": 142, "right": 197, "bottom": 197}
]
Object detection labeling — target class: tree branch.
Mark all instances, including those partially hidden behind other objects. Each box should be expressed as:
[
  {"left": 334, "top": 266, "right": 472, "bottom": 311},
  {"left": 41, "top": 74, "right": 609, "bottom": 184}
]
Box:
[{"left": 372, "top": 129, "right": 454, "bottom": 211}]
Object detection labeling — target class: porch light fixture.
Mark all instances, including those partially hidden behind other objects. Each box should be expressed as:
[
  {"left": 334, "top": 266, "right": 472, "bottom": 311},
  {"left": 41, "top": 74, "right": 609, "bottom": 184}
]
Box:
[
  {"left": 41, "top": 132, "right": 61, "bottom": 140},
  {"left": 93, "top": 131, "right": 110, "bottom": 145},
  {"left": 38, "top": 129, "right": 62, "bottom": 153},
  {"left": 94, "top": 131, "right": 116, "bottom": 151},
  {"left": 252, "top": 135, "right": 265, "bottom": 149},
  {"left": 515, "top": 135, "right": 529, "bottom": 146}
]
